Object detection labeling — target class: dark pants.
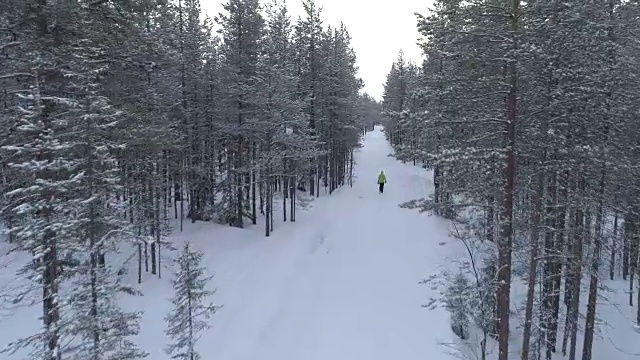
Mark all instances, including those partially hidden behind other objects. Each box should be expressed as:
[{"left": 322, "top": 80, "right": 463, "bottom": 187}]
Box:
[{"left": 379, "top": 183, "right": 384, "bottom": 193}]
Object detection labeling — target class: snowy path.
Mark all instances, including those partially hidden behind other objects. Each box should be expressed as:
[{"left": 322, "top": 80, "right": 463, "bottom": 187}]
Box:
[{"left": 201, "top": 126, "right": 454, "bottom": 360}]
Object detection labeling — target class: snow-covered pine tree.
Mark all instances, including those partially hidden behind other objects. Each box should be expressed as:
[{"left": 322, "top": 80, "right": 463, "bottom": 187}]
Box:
[
  {"left": 165, "top": 242, "right": 220, "bottom": 360},
  {"left": 62, "top": 79, "right": 147, "bottom": 360},
  {"left": 320, "top": 24, "right": 363, "bottom": 193},
  {"left": 401, "top": 1, "right": 523, "bottom": 358},
  {"left": 1, "top": 67, "right": 77, "bottom": 360},
  {"left": 260, "top": 0, "right": 317, "bottom": 230},
  {"left": 117, "top": 1, "right": 182, "bottom": 278},
  {"left": 382, "top": 51, "right": 408, "bottom": 149},
  {"left": 196, "top": 33, "right": 224, "bottom": 227},
  {"left": 1, "top": 2, "right": 161, "bottom": 357},
  {"left": 381, "top": 52, "right": 421, "bottom": 164},
  {"left": 66, "top": 263, "right": 146, "bottom": 360},
  {"left": 358, "top": 94, "right": 383, "bottom": 133},
  {"left": 293, "top": 0, "right": 326, "bottom": 197},
  {"left": 172, "top": 0, "right": 213, "bottom": 225},
  {"left": 423, "top": 227, "right": 498, "bottom": 360},
  {"left": 215, "top": 0, "right": 265, "bottom": 228},
  {"left": 445, "top": 272, "right": 471, "bottom": 340}
]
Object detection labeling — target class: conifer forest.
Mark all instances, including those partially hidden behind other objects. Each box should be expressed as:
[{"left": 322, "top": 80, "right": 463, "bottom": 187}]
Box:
[
  {"left": 382, "top": 1, "right": 640, "bottom": 360},
  {"left": 1, "top": 0, "right": 639, "bottom": 360}
]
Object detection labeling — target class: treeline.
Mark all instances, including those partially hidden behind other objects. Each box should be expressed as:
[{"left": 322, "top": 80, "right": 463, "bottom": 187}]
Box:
[
  {"left": 383, "top": 1, "right": 640, "bottom": 360},
  {"left": 360, "top": 93, "right": 383, "bottom": 132},
  {"left": 0, "top": 0, "right": 375, "bottom": 358}
]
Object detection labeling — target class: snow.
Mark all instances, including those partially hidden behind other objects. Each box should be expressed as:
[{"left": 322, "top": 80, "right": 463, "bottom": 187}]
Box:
[
  {"left": 126, "top": 125, "right": 456, "bottom": 360},
  {"left": 1, "top": 125, "right": 638, "bottom": 360}
]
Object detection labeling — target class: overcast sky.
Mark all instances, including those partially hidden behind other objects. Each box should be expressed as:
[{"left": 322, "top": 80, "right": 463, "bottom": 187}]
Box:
[{"left": 201, "top": 0, "right": 433, "bottom": 100}]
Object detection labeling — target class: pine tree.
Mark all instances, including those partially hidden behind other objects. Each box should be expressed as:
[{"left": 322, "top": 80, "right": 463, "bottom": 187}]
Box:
[
  {"left": 2, "top": 68, "right": 74, "bottom": 360},
  {"left": 66, "top": 265, "right": 146, "bottom": 360},
  {"left": 215, "top": 0, "right": 265, "bottom": 228},
  {"left": 63, "top": 84, "right": 147, "bottom": 360},
  {"left": 445, "top": 272, "right": 471, "bottom": 340},
  {"left": 165, "top": 242, "right": 220, "bottom": 360}
]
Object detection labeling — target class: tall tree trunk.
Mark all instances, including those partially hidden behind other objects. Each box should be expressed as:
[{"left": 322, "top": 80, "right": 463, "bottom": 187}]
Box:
[
  {"left": 637, "top": 266, "right": 640, "bottom": 324},
  {"left": 290, "top": 174, "right": 296, "bottom": 222},
  {"left": 543, "top": 171, "right": 557, "bottom": 360},
  {"left": 567, "top": 175, "right": 584, "bottom": 360},
  {"left": 581, "top": 165, "right": 606, "bottom": 360},
  {"left": 283, "top": 158, "right": 288, "bottom": 222},
  {"left": 548, "top": 172, "right": 566, "bottom": 358},
  {"left": 610, "top": 211, "right": 618, "bottom": 280},
  {"left": 521, "top": 169, "right": 545, "bottom": 360},
  {"left": 487, "top": 194, "right": 495, "bottom": 242},
  {"left": 180, "top": 170, "right": 184, "bottom": 232},
  {"left": 235, "top": 135, "right": 244, "bottom": 228},
  {"left": 624, "top": 218, "right": 630, "bottom": 280},
  {"left": 138, "top": 240, "right": 142, "bottom": 285},
  {"left": 152, "top": 163, "right": 159, "bottom": 275},
  {"left": 497, "top": 0, "right": 520, "bottom": 356},
  {"left": 628, "top": 208, "right": 639, "bottom": 306},
  {"left": 265, "top": 173, "right": 271, "bottom": 237},
  {"left": 270, "top": 172, "right": 274, "bottom": 233},
  {"left": 349, "top": 148, "right": 354, "bottom": 187},
  {"left": 43, "top": 239, "right": 61, "bottom": 360},
  {"left": 89, "top": 211, "right": 101, "bottom": 357},
  {"left": 434, "top": 165, "right": 441, "bottom": 212},
  {"left": 252, "top": 142, "right": 257, "bottom": 225}
]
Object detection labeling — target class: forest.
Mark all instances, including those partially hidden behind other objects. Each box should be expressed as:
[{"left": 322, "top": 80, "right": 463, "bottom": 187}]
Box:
[
  {"left": 6, "top": 0, "right": 638, "bottom": 359},
  {"left": 0, "top": 0, "right": 381, "bottom": 359},
  {"left": 382, "top": 1, "right": 640, "bottom": 360}
]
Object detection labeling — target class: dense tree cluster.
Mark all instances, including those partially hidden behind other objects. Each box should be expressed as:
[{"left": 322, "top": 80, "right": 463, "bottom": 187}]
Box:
[
  {"left": 383, "top": 1, "right": 640, "bottom": 360},
  {"left": 0, "top": 0, "right": 378, "bottom": 357}
]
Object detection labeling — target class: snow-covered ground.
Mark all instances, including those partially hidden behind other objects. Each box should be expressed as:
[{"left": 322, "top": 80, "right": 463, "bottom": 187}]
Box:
[
  {"left": 0, "top": 126, "right": 456, "bottom": 360},
  {"left": 135, "top": 126, "right": 457, "bottom": 359},
  {"left": 1, "top": 125, "right": 638, "bottom": 360}
]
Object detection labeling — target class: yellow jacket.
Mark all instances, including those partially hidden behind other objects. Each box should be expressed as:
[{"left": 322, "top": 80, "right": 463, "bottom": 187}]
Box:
[{"left": 378, "top": 172, "right": 387, "bottom": 184}]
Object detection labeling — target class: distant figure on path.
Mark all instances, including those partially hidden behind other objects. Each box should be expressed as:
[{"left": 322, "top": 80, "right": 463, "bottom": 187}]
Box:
[{"left": 378, "top": 171, "right": 387, "bottom": 193}]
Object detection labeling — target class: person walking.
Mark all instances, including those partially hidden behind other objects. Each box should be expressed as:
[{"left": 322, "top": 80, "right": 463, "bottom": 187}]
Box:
[{"left": 378, "top": 170, "right": 387, "bottom": 193}]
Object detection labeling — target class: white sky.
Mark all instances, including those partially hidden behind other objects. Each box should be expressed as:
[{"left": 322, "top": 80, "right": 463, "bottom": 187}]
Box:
[{"left": 201, "top": 0, "right": 433, "bottom": 100}]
